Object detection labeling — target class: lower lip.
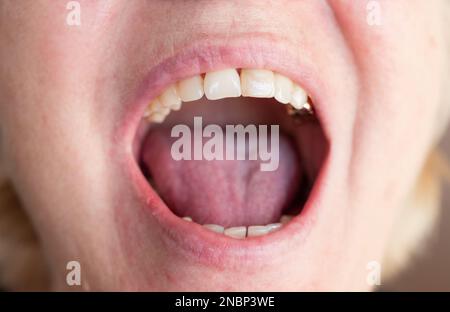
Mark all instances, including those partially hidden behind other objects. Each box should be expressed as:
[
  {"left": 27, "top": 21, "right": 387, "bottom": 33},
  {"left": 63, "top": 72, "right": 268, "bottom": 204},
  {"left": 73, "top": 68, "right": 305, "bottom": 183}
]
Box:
[
  {"left": 128, "top": 154, "right": 329, "bottom": 268},
  {"left": 121, "top": 37, "right": 331, "bottom": 267}
]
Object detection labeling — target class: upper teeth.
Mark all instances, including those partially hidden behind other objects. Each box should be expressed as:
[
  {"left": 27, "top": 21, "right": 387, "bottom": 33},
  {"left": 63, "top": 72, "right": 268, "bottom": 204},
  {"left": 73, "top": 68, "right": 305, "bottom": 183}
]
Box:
[
  {"left": 241, "top": 69, "right": 275, "bottom": 98},
  {"left": 204, "top": 68, "right": 241, "bottom": 100},
  {"left": 144, "top": 68, "right": 313, "bottom": 123}
]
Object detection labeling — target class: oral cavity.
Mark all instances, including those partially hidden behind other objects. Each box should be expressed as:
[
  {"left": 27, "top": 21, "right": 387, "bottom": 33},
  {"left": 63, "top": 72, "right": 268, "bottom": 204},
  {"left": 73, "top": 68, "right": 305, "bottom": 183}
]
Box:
[{"left": 139, "top": 68, "right": 319, "bottom": 238}]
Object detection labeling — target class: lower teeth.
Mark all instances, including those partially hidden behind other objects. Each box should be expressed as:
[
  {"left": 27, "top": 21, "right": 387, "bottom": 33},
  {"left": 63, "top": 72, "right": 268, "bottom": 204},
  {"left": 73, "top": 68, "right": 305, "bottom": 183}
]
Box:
[{"left": 181, "top": 215, "right": 294, "bottom": 239}]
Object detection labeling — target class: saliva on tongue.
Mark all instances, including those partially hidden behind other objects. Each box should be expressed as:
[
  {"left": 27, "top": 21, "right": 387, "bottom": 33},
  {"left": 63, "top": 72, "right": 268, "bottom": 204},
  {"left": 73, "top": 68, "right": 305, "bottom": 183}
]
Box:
[{"left": 141, "top": 126, "right": 301, "bottom": 227}]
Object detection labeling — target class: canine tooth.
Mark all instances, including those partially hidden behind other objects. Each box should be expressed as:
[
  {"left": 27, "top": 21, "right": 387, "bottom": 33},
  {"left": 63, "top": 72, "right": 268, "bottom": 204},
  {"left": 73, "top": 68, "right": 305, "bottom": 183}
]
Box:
[
  {"left": 154, "top": 106, "right": 171, "bottom": 116},
  {"left": 290, "top": 85, "right": 308, "bottom": 109},
  {"left": 148, "top": 112, "right": 168, "bottom": 123},
  {"left": 159, "top": 85, "right": 182, "bottom": 111},
  {"left": 280, "top": 215, "right": 293, "bottom": 224},
  {"left": 149, "top": 99, "right": 167, "bottom": 114},
  {"left": 241, "top": 69, "right": 275, "bottom": 98},
  {"left": 170, "top": 102, "right": 182, "bottom": 111},
  {"left": 203, "top": 224, "right": 225, "bottom": 234},
  {"left": 145, "top": 99, "right": 170, "bottom": 123},
  {"left": 266, "top": 223, "right": 282, "bottom": 232},
  {"left": 182, "top": 217, "right": 192, "bottom": 222},
  {"left": 274, "top": 74, "right": 293, "bottom": 104},
  {"left": 247, "top": 225, "right": 270, "bottom": 237},
  {"left": 177, "top": 75, "right": 204, "bottom": 102},
  {"left": 204, "top": 69, "right": 241, "bottom": 100},
  {"left": 224, "top": 226, "right": 247, "bottom": 239}
]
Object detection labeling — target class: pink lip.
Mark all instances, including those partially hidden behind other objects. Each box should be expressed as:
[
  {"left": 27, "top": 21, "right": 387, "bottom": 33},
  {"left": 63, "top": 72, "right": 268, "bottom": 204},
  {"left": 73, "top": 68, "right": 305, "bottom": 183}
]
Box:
[{"left": 117, "top": 34, "right": 334, "bottom": 268}]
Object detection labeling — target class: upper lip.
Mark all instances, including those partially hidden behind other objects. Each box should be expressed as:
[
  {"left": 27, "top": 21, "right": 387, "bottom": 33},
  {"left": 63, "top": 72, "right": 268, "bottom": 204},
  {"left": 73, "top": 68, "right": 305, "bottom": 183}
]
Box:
[{"left": 116, "top": 33, "right": 334, "bottom": 268}]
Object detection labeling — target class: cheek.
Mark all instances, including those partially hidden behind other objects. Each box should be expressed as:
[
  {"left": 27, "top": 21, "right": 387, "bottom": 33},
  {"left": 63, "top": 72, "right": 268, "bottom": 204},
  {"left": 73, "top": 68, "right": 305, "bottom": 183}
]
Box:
[
  {"left": 325, "top": 0, "right": 445, "bottom": 242},
  {"left": 330, "top": 0, "right": 443, "bottom": 161}
]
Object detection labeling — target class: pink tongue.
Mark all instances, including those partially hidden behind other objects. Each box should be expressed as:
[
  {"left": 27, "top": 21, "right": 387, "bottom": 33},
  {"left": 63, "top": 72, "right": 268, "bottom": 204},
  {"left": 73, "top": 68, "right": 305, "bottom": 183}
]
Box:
[{"left": 141, "top": 127, "right": 301, "bottom": 227}]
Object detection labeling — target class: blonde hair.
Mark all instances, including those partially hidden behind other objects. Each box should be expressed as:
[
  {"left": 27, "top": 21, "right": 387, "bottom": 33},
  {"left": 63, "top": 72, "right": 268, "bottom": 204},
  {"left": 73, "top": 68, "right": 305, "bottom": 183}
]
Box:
[
  {"left": 0, "top": 181, "right": 49, "bottom": 290},
  {"left": 381, "top": 150, "right": 450, "bottom": 280}
]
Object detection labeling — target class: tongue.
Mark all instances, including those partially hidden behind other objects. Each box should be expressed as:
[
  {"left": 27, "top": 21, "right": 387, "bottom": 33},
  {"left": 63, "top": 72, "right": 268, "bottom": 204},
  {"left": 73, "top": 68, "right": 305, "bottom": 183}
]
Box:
[{"left": 141, "top": 127, "right": 301, "bottom": 227}]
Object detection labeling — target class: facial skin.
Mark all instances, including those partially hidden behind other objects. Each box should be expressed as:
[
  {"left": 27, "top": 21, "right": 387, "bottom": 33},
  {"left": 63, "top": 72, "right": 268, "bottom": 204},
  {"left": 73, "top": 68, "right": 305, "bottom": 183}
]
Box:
[{"left": 0, "top": 1, "right": 448, "bottom": 291}]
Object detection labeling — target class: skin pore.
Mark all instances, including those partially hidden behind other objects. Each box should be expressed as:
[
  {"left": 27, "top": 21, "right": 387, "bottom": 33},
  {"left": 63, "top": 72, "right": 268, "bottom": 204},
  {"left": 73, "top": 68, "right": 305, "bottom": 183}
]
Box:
[{"left": 0, "top": 1, "right": 449, "bottom": 290}]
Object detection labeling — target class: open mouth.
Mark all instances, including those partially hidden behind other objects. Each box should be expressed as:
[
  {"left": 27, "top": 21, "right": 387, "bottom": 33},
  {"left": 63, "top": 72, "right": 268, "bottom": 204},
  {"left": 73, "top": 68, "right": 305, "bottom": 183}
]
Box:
[{"left": 132, "top": 67, "right": 328, "bottom": 241}]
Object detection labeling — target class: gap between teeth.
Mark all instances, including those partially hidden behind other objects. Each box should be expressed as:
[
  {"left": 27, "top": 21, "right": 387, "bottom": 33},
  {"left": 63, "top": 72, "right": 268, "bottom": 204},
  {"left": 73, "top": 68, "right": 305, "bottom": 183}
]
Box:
[
  {"left": 144, "top": 68, "right": 312, "bottom": 123},
  {"left": 181, "top": 214, "right": 293, "bottom": 239}
]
